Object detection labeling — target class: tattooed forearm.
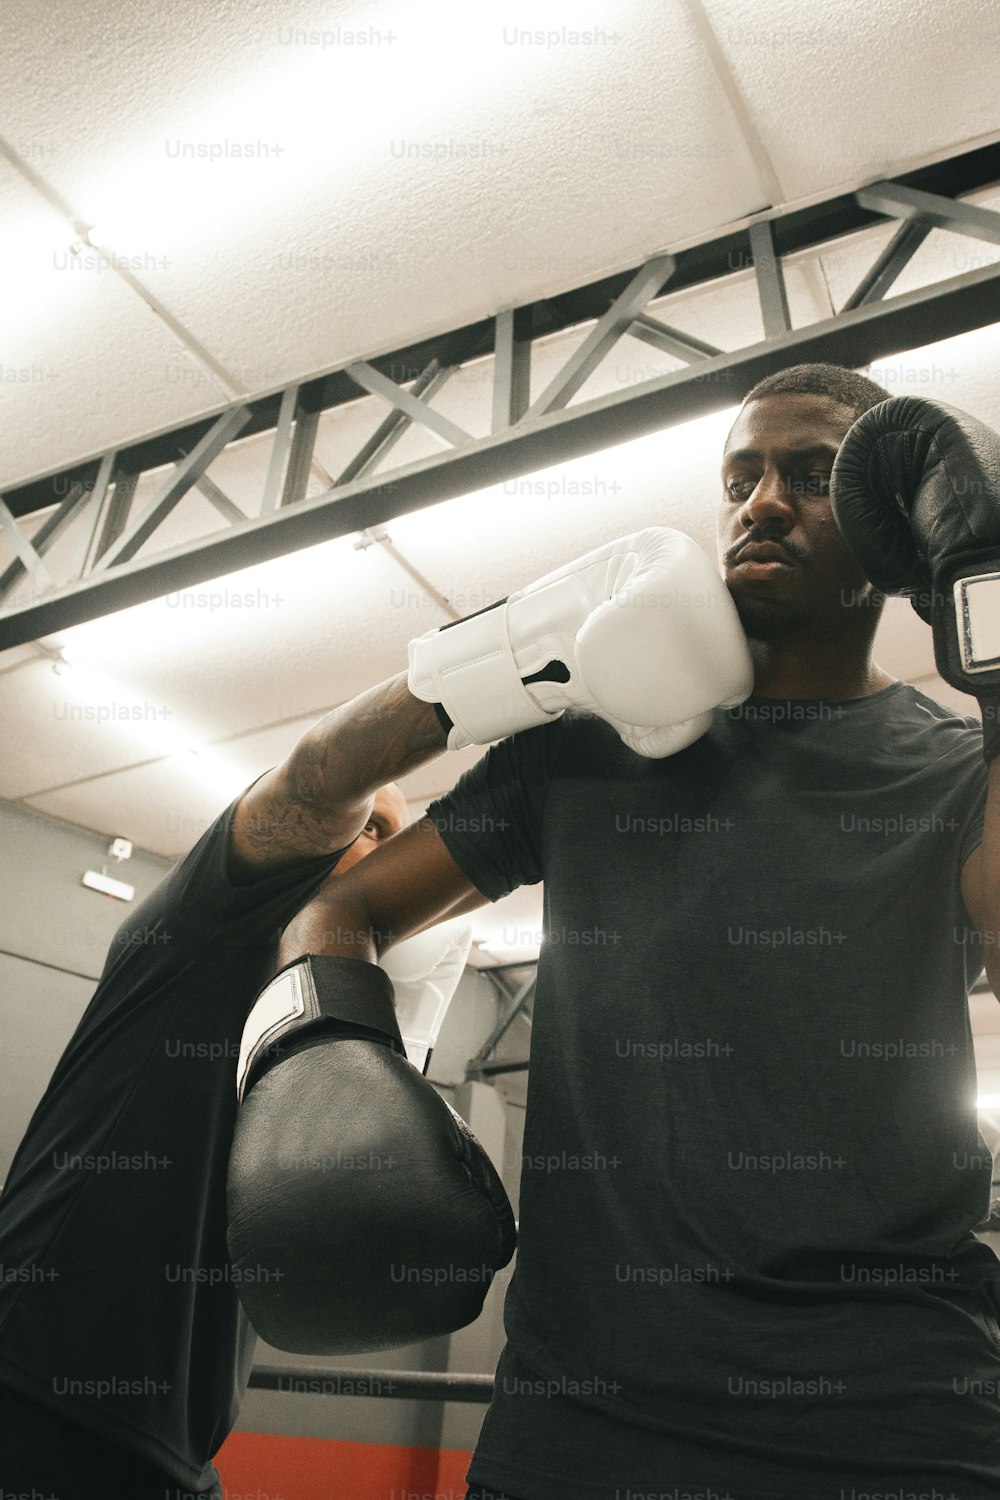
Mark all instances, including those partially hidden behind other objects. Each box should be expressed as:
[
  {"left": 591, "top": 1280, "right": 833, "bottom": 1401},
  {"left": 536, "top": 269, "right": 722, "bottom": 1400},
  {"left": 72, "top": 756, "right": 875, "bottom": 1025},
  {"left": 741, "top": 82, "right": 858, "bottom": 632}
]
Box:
[
  {"left": 231, "top": 673, "right": 449, "bottom": 870},
  {"left": 292, "top": 672, "right": 448, "bottom": 808}
]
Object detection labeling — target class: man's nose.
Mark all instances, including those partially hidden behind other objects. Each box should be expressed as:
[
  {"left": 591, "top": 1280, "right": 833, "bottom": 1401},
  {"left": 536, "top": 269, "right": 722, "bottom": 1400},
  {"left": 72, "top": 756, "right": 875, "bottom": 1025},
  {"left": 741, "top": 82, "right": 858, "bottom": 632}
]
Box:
[{"left": 738, "top": 468, "right": 795, "bottom": 532}]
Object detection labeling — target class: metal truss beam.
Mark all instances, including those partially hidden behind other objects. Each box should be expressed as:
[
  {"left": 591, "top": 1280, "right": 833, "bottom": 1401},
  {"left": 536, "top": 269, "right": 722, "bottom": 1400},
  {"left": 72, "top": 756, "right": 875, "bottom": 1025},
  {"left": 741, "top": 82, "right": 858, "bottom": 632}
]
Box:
[
  {"left": 526, "top": 253, "right": 675, "bottom": 416},
  {"left": 840, "top": 220, "right": 931, "bottom": 311},
  {"left": 856, "top": 181, "right": 1000, "bottom": 245},
  {"left": 1, "top": 145, "right": 999, "bottom": 650},
  {"left": 472, "top": 1058, "right": 531, "bottom": 1077},
  {"left": 749, "top": 220, "right": 791, "bottom": 336},
  {"left": 467, "top": 970, "right": 536, "bottom": 1081}
]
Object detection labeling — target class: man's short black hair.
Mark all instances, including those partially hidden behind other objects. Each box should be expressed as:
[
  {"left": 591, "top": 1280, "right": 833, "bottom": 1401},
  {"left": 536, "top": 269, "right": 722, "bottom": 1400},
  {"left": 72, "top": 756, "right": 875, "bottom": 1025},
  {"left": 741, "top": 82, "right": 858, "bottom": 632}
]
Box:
[{"left": 740, "top": 362, "right": 890, "bottom": 424}]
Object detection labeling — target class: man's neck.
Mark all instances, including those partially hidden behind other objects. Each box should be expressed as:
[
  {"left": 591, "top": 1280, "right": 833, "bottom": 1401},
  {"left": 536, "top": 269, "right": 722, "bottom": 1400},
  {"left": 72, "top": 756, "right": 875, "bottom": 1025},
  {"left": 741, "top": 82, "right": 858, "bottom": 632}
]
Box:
[{"left": 748, "top": 640, "right": 896, "bottom": 701}]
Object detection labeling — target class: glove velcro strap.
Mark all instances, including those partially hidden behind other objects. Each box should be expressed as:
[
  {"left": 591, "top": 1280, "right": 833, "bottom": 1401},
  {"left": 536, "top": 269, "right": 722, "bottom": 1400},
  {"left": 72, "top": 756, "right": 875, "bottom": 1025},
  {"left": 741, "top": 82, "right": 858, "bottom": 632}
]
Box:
[
  {"left": 931, "top": 552, "right": 1000, "bottom": 692},
  {"left": 237, "top": 955, "right": 403, "bottom": 1103},
  {"left": 408, "top": 602, "right": 555, "bottom": 749}
]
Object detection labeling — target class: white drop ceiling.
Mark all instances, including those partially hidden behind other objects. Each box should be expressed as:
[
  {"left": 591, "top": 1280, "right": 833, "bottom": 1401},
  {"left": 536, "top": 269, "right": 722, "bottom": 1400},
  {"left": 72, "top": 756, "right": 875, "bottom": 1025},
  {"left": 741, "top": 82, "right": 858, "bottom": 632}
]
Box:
[{"left": 2, "top": 0, "right": 1000, "bottom": 1056}]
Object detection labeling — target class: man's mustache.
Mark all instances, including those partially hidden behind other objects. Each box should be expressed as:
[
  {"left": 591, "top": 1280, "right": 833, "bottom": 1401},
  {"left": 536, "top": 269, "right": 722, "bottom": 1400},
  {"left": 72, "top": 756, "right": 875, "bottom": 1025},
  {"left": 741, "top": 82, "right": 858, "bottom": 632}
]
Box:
[{"left": 726, "top": 532, "right": 805, "bottom": 566}]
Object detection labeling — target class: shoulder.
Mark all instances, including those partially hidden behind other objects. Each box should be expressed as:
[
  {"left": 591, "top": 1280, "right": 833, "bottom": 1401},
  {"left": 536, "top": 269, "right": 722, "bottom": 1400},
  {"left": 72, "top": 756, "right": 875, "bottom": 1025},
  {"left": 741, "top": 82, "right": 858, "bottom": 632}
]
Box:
[{"left": 902, "top": 681, "right": 982, "bottom": 732}]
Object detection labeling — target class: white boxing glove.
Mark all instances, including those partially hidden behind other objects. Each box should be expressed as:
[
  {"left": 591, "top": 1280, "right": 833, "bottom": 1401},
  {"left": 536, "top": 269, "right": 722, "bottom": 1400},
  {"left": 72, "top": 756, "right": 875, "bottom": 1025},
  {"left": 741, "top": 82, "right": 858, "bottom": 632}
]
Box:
[
  {"left": 408, "top": 528, "right": 753, "bottom": 758},
  {"left": 379, "top": 917, "right": 473, "bottom": 1074}
]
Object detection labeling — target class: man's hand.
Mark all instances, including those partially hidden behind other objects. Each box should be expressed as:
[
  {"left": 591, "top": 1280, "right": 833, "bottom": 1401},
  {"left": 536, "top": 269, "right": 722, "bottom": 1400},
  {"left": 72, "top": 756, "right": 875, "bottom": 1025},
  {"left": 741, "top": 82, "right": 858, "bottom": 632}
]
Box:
[
  {"left": 831, "top": 397, "right": 1000, "bottom": 759},
  {"left": 227, "top": 950, "right": 515, "bottom": 1354},
  {"left": 408, "top": 528, "right": 753, "bottom": 758},
  {"left": 833, "top": 398, "right": 1000, "bottom": 995}
]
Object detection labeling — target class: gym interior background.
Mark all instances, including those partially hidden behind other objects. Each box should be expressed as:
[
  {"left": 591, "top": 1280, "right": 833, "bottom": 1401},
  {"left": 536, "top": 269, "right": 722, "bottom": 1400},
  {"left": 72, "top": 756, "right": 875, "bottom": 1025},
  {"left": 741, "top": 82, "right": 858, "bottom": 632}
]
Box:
[{"left": 2, "top": 0, "right": 1000, "bottom": 1494}]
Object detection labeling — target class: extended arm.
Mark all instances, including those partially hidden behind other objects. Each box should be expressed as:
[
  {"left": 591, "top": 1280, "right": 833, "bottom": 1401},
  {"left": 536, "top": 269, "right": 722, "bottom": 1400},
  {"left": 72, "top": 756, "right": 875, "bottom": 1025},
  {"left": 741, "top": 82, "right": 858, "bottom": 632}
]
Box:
[
  {"left": 276, "top": 813, "right": 484, "bottom": 967},
  {"left": 230, "top": 525, "right": 751, "bottom": 874},
  {"left": 230, "top": 672, "right": 447, "bottom": 872},
  {"left": 227, "top": 816, "right": 511, "bottom": 1355}
]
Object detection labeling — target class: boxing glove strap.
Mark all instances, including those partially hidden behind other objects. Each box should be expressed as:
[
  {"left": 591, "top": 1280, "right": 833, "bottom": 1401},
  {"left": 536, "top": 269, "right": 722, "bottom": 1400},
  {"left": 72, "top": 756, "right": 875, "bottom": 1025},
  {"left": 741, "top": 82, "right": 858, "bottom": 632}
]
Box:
[
  {"left": 237, "top": 954, "right": 403, "bottom": 1103},
  {"left": 408, "top": 602, "right": 558, "bottom": 749},
  {"left": 932, "top": 554, "right": 1000, "bottom": 683}
]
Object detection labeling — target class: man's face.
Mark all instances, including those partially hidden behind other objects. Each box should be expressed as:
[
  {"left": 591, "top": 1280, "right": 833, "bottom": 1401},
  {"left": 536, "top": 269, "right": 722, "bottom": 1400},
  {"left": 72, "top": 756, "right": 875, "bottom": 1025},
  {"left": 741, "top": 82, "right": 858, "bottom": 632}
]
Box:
[
  {"left": 334, "top": 782, "right": 408, "bottom": 874},
  {"left": 717, "top": 392, "right": 878, "bottom": 636}
]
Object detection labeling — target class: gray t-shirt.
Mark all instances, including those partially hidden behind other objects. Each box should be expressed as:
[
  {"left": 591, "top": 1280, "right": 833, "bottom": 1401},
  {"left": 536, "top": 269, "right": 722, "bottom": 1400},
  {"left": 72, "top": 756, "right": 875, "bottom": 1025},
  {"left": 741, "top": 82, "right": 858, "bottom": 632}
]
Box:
[{"left": 428, "top": 683, "right": 1000, "bottom": 1500}]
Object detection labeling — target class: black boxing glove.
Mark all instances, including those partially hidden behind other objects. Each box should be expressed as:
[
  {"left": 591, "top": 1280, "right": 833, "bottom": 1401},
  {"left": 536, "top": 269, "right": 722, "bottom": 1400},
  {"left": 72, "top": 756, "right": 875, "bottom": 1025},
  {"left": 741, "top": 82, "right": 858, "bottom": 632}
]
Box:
[
  {"left": 226, "top": 954, "right": 516, "bottom": 1353},
  {"left": 831, "top": 396, "right": 1000, "bottom": 762}
]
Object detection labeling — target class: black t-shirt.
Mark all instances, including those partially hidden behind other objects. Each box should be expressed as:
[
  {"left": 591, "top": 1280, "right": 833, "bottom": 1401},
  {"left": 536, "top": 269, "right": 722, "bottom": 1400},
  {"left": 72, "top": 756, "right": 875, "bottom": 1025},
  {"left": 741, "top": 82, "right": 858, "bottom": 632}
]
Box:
[
  {"left": 427, "top": 685, "right": 1000, "bottom": 1500},
  {"left": 0, "top": 791, "right": 347, "bottom": 1491}
]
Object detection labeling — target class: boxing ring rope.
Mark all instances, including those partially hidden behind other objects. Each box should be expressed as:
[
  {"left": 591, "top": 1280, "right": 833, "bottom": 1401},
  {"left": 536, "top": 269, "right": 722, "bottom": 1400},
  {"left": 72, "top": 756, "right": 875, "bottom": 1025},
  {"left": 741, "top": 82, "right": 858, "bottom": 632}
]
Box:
[{"left": 248, "top": 1365, "right": 494, "bottom": 1402}]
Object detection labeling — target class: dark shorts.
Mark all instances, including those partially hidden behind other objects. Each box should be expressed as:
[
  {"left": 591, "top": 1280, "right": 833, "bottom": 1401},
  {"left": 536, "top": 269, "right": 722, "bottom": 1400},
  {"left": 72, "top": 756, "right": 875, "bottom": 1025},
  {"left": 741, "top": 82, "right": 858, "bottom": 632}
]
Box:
[{"left": 0, "top": 1382, "right": 221, "bottom": 1500}]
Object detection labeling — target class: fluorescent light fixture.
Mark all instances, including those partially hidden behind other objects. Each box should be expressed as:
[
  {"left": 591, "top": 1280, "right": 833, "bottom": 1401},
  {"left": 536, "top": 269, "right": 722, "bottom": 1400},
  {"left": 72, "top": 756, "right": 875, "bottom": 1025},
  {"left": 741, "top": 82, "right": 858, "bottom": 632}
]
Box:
[{"left": 82, "top": 869, "right": 135, "bottom": 902}]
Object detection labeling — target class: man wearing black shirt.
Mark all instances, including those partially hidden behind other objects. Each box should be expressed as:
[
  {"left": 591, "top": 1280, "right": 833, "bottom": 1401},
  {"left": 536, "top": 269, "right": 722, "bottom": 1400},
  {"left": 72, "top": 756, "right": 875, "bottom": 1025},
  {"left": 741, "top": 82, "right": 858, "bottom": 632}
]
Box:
[
  {"left": 267, "top": 365, "right": 1000, "bottom": 1499},
  {"left": 0, "top": 673, "right": 460, "bottom": 1498}
]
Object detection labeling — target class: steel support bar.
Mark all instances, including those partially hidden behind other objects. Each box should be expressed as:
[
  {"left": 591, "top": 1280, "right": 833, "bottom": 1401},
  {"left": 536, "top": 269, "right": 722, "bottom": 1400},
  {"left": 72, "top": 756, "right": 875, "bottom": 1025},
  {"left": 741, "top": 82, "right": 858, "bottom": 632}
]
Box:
[
  {"left": 628, "top": 312, "right": 720, "bottom": 361},
  {"left": 260, "top": 385, "right": 299, "bottom": 514},
  {"left": 749, "top": 220, "right": 791, "bottom": 337},
  {"left": 0, "top": 499, "right": 54, "bottom": 589},
  {"left": 187, "top": 465, "right": 246, "bottom": 525},
  {"left": 87, "top": 469, "right": 137, "bottom": 572},
  {"left": 856, "top": 181, "right": 1000, "bottom": 245},
  {"left": 840, "top": 220, "right": 931, "bottom": 311},
  {"left": 71, "top": 450, "right": 117, "bottom": 578},
  {"left": 2, "top": 257, "right": 1000, "bottom": 649},
  {"left": 338, "top": 361, "right": 453, "bottom": 484},
  {"left": 346, "top": 361, "right": 472, "bottom": 447},
  {"left": 472, "top": 1058, "right": 531, "bottom": 1077},
  {"left": 96, "top": 406, "right": 252, "bottom": 569},
  {"left": 527, "top": 254, "right": 675, "bottom": 416},
  {"left": 7, "top": 146, "right": 998, "bottom": 534},
  {"left": 492, "top": 307, "right": 532, "bottom": 431},
  {"left": 0, "top": 482, "right": 92, "bottom": 596},
  {"left": 247, "top": 1365, "right": 494, "bottom": 1402},
  {"left": 281, "top": 400, "right": 319, "bottom": 507},
  {"left": 469, "top": 973, "right": 536, "bottom": 1071}
]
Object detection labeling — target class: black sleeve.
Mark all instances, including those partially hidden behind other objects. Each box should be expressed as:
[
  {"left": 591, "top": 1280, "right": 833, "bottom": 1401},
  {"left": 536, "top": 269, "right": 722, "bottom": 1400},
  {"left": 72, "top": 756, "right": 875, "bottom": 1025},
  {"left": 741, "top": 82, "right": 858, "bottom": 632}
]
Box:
[
  {"left": 98, "top": 786, "right": 352, "bottom": 987},
  {"left": 425, "top": 717, "right": 565, "bottom": 900}
]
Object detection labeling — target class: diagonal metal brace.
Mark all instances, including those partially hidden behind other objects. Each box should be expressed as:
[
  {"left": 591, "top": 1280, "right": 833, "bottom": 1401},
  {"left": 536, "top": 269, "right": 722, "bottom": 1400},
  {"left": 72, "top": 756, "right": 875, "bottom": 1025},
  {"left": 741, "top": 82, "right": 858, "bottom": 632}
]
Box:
[
  {"left": 0, "top": 497, "right": 56, "bottom": 592},
  {"left": 627, "top": 312, "right": 720, "bottom": 361},
  {"left": 0, "top": 482, "right": 96, "bottom": 598},
  {"left": 526, "top": 253, "right": 676, "bottom": 417},
  {"left": 841, "top": 219, "right": 931, "bottom": 311},
  {"left": 468, "top": 969, "right": 535, "bottom": 1076},
  {"left": 95, "top": 406, "right": 253, "bottom": 570},
  {"left": 346, "top": 361, "right": 472, "bottom": 448},
  {"left": 856, "top": 181, "right": 1000, "bottom": 246},
  {"left": 749, "top": 220, "right": 790, "bottom": 337},
  {"left": 338, "top": 359, "right": 454, "bottom": 483}
]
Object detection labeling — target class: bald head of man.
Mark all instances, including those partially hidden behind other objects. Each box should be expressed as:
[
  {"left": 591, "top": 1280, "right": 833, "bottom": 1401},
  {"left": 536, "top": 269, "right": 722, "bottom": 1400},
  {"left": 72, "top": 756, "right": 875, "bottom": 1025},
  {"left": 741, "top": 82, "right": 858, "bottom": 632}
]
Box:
[{"left": 333, "top": 781, "right": 409, "bottom": 874}]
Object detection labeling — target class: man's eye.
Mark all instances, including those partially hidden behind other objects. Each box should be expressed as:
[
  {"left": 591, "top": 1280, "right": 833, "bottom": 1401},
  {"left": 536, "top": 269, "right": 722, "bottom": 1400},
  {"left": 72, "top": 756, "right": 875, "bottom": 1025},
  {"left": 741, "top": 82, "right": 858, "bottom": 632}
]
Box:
[
  {"left": 726, "top": 479, "right": 755, "bottom": 500},
  {"left": 364, "top": 821, "right": 378, "bottom": 836},
  {"left": 796, "top": 473, "right": 831, "bottom": 495}
]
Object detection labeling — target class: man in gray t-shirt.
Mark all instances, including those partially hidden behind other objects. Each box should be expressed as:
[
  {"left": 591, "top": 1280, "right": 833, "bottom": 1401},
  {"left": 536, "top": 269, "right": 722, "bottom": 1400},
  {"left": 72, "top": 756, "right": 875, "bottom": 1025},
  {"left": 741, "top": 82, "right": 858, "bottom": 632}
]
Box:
[{"left": 268, "top": 362, "right": 1000, "bottom": 1500}]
